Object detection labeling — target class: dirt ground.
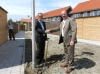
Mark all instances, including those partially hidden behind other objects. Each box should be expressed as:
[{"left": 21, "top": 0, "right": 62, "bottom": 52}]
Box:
[{"left": 25, "top": 32, "right": 100, "bottom": 74}]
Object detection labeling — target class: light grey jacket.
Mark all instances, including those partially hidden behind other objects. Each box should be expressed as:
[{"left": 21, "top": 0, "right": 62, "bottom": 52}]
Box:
[{"left": 50, "top": 17, "right": 77, "bottom": 45}]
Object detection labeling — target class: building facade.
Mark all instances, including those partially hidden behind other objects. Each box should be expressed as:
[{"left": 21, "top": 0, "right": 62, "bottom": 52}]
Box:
[
  {"left": 21, "top": 19, "right": 32, "bottom": 31},
  {"left": 70, "top": 0, "right": 100, "bottom": 41},
  {"left": 35, "top": 0, "right": 100, "bottom": 41},
  {"left": 0, "top": 6, "right": 8, "bottom": 45}
]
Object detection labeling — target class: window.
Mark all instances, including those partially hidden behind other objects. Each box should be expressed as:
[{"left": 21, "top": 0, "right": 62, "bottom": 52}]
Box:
[
  {"left": 43, "top": 19, "right": 46, "bottom": 22},
  {"left": 49, "top": 18, "right": 52, "bottom": 22},
  {"left": 97, "top": 10, "right": 100, "bottom": 15},
  {"left": 52, "top": 17, "right": 56, "bottom": 21},
  {"left": 94, "top": 11, "right": 97, "bottom": 16},
  {"left": 57, "top": 17, "right": 60, "bottom": 21},
  {"left": 46, "top": 18, "right": 49, "bottom": 22},
  {"left": 72, "top": 14, "right": 76, "bottom": 18},
  {"left": 74, "top": 14, "right": 77, "bottom": 18},
  {"left": 77, "top": 13, "right": 81, "bottom": 18},
  {"left": 90, "top": 11, "right": 97, "bottom": 16},
  {"left": 83, "top": 12, "right": 88, "bottom": 17},
  {"left": 71, "top": 15, "right": 74, "bottom": 18},
  {"left": 90, "top": 11, "right": 94, "bottom": 16},
  {"left": 72, "top": 13, "right": 81, "bottom": 18},
  {"left": 43, "top": 19, "right": 44, "bottom": 21}
]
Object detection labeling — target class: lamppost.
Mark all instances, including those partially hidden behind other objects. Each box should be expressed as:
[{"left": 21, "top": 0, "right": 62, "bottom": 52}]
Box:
[
  {"left": 28, "top": 15, "right": 30, "bottom": 31},
  {"left": 32, "top": 0, "right": 35, "bottom": 69}
]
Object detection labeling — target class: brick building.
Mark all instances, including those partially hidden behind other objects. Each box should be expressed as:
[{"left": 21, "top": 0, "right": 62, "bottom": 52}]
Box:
[
  {"left": 0, "top": 6, "right": 8, "bottom": 45},
  {"left": 35, "top": 0, "right": 100, "bottom": 41},
  {"left": 13, "top": 22, "right": 20, "bottom": 34},
  {"left": 70, "top": 0, "right": 100, "bottom": 41},
  {"left": 21, "top": 19, "right": 32, "bottom": 31}
]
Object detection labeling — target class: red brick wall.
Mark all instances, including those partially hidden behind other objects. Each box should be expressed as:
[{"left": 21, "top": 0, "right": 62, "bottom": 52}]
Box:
[{"left": 0, "top": 8, "right": 8, "bottom": 45}]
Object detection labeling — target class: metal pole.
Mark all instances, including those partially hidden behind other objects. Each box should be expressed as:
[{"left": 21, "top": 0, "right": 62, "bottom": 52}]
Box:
[
  {"left": 28, "top": 15, "right": 30, "bottom": 31},
  {"left": 32, "top": 0, "right": 35, "bottom": 69}
]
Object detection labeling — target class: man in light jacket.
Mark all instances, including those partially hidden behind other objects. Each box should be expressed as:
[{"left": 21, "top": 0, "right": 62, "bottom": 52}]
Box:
[{"left": 46, "top": 10, "right": 77, "bottom": 73}]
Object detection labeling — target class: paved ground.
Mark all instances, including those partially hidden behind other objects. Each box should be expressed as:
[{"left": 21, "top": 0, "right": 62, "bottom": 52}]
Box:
[
  {"left": 43, "top": 34, "right": 100, "bottom": 74},
  {"left": 1, "top": 31, "right": 100, "bottom": 74},
  {"left": 0, "top": 31, "right": 25, "bottom": 74},
  {"left": 25, "top": 31, "right": 100, "bottom": 74}
]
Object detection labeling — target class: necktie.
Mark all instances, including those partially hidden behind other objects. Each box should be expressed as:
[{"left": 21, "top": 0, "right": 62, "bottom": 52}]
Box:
[
  {"left": 39, "top": 21, "right": 45, "bottom": 36},
  {"left": 40, "top": 21, "right": 44, "bottom": 30}
]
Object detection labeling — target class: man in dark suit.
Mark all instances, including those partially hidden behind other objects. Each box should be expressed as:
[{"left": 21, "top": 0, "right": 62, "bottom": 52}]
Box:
[
  {"left": 46, "top": 10, "right": 77, "bottom": 73},
  {"left": 35, "top": 13, "right": 47, "bottom": 66}
]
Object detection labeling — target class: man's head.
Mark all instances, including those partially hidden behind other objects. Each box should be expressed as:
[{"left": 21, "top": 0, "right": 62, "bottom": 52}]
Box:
[
  {"left": 8, "top": 21, "right": 12, "bottom": 24},
  {"left": 38, "top": 13, "right": 43, "bottom": 21},
  {"left": 61, "top": 10, "right": 67, "bottom": 20}
]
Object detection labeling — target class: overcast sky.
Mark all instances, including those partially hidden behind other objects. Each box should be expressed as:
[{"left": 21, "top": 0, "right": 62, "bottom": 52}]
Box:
[{"left": 0, "top": 0, "right": 88, "bottom": 22}]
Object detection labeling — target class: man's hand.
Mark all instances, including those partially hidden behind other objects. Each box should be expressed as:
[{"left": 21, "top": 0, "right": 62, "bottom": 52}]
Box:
[
  {"left": 45, "top": 30, "right": 50, "bottom": 34},
  {"left": 70, "top": 41, "right": 74, "bottom": 46}
]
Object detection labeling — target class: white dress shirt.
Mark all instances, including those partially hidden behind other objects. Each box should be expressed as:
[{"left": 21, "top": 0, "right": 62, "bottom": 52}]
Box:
[
  {"left": 62, "top": 20, "right": 66, "bottom": 37},
  {"left": 8, "top": 24, "right": 13, "bottom": 29}
]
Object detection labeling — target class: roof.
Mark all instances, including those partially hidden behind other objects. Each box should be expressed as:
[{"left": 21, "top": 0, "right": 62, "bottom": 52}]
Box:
[
  {"left": 0, "top": 6, "right": 8, "bottom": 13},
  {"left": 70, "top": 0, "right": 100, "bottom": 14},
  {"left": 21, "top": 19, "right": 32, "bottom": 22},
  {"left": 35, "top": 6, "right": 71, "bottom": 19}
]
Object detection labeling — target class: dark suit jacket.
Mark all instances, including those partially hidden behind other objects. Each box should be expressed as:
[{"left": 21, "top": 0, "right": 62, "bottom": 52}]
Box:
[
  {"left": 35, "top": 20, "right": 47, "bottom": 42},
  {"left": 50, "top": 17, "right": 77, "bottom": 45}
]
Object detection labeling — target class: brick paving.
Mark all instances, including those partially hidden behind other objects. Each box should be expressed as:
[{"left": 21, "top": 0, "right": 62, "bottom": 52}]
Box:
[{"left": 0, "top": 31, "right": 25, "bottom": 74}]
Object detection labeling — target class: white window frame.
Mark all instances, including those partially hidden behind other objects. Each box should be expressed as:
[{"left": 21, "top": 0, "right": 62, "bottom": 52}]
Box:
[
  {"left": 90, "top": 11, "right": 94, "bottom": 16},
  {"left": 83, "top": 12, "right": 88, "bottom": 17},
  {"left": 46, "top": 18, "right": 49, "bottom": 22},
  {"left": 52, "top": 17, "right": 56, "bottom": 21},
  {"left": 57, "top": 17, "right": 60, "bottom": 21},
  {"left": 90, "top": 11, "right": 97, "bottom": 16},
  {"left": 49, "top": 18, "right": 52, "bottom": 22},
  {"left": 72, "top": 13, "right": 81, "bottom": 18},
  {"left": 97, "top": 10, "right": 100, "bottom": 15}
]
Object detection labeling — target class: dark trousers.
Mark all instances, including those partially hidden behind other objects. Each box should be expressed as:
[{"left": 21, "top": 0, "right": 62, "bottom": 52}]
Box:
[
  {"left": 36, "top": 36, "right": 45, "bottom": 64},
  {"left": 9, "top": 29, "right": 15, "bottom": 40},
  {"left": 63, "top": 42, "right": 75, "bottom": 68}
]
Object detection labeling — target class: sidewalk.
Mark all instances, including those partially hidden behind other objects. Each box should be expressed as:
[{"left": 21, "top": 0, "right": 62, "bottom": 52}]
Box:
[
  {"left": 0, "top": 31, "right": 25, "bottom": 74},
  {"left": 48, "top": 34, "right": 100, "bottom": 46}
]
